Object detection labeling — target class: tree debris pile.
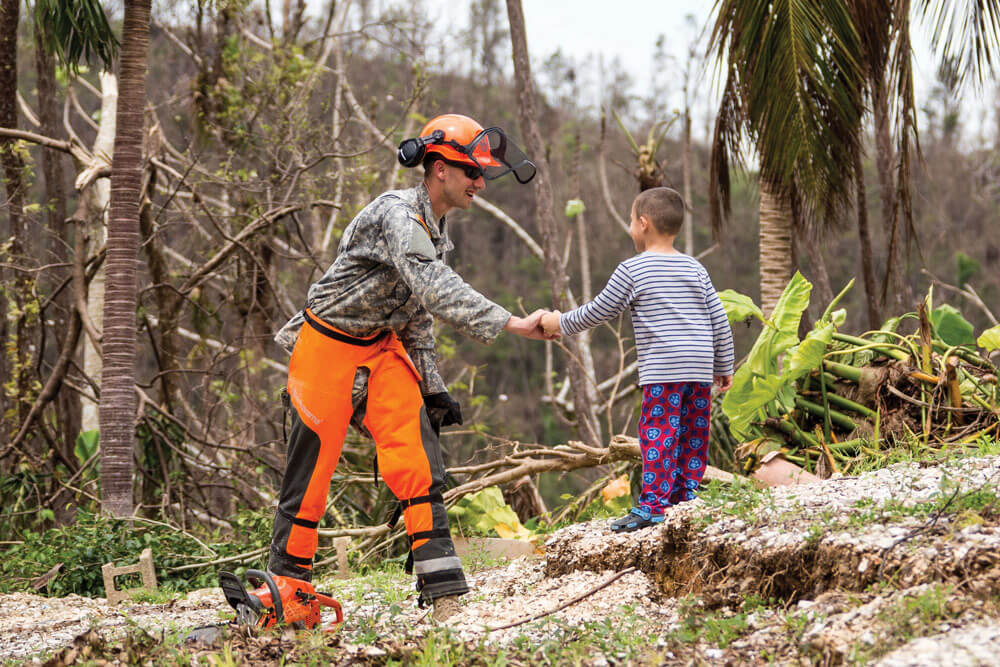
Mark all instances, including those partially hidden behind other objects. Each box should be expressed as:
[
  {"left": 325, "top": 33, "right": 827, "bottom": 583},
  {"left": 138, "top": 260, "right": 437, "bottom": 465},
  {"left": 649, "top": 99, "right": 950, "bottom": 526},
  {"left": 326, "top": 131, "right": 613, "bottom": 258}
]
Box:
[{"left": 720, "top": 274, "right": 999, "bottom": 476}]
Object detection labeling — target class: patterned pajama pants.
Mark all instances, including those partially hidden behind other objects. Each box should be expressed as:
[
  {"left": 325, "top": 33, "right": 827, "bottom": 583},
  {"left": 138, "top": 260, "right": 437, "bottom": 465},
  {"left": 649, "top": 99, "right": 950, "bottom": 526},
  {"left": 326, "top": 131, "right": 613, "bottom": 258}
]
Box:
[{"left": 637, "top": 381, "right": 712, "bottom": 515}]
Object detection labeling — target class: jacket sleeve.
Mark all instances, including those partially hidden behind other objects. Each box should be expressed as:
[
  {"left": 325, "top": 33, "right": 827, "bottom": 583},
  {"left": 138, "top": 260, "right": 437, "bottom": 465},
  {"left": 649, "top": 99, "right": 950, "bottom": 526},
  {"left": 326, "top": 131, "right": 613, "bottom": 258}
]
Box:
[
  {"left": 382, "top": 206, "right": 511, "bottom": 344},
  {"left": 559, "top": 262, "right": 634, "bottom": 336},
  {"left": 399, "top": 304, "right": 448, "bottom": 395},
  {"left": 274, "top": 310, "right": 305, "bottom": 353}
]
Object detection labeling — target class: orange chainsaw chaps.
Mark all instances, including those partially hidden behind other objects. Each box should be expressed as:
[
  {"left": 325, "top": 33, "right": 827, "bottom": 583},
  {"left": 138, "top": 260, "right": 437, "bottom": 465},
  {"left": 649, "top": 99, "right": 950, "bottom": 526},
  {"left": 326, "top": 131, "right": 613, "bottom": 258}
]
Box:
[{"left": 273, "top": 309, "right": 439, "bottom": 569}]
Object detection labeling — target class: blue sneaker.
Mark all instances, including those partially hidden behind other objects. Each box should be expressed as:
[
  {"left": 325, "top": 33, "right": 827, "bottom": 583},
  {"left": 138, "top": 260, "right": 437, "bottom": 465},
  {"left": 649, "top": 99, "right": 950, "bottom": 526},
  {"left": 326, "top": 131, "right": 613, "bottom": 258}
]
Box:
[{"left": 609, "top": 508, "right": 665, "bottom": 533}]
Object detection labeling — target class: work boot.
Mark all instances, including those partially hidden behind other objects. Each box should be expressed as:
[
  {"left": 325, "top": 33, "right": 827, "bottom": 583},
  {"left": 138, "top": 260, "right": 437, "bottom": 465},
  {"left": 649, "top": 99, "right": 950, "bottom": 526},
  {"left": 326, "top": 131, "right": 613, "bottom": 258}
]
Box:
[{"left": 431, "top": 595, "right": 462, "bottom": 623}]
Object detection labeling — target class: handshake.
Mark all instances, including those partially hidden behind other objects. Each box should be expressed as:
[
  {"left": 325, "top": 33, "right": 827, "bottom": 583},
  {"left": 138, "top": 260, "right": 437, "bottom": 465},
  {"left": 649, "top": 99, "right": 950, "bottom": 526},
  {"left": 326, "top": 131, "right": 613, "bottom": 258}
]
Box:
[{"left": 503, "top": 309, "right": 564, "bottom": 340}]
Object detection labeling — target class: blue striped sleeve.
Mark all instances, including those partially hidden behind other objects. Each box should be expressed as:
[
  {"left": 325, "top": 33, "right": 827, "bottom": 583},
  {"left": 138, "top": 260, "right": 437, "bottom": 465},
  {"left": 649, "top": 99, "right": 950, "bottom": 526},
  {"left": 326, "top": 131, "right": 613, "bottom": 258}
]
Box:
[
  {"left": 559, "top": 263, "right": 634, "bottom": 336},
  {"left": 702, "top": 269, "right": 735, "bottom": 375}
]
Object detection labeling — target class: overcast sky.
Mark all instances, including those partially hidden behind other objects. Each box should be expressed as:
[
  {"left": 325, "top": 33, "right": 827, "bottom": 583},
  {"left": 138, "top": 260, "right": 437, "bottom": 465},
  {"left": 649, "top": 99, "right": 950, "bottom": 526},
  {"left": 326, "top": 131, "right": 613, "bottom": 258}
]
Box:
[
  {"left": 432, "top": 0, "right": 997, "bottom": 145},
  {"left": 283, "top": 0, "right": 998, "bottom": 144}
]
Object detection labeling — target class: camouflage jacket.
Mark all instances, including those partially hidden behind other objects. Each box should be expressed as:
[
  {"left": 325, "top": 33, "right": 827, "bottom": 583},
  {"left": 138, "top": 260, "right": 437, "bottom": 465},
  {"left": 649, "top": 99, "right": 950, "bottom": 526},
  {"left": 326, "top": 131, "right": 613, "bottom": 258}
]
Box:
[{"left": 275, "top": 183, "right": 511, "bottom": 395}]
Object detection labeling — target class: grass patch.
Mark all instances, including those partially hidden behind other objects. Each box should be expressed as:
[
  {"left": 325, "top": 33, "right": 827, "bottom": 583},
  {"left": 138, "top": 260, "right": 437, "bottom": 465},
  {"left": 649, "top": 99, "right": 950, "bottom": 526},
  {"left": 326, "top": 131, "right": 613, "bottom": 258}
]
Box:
[
  {"left": 671, "top": 597, "right": 752, "bottom": 649},
  {"left": 695, "top": 477, "right": 772, "bottom": 527},
  {"left": 849, "top": 585, "right": 961, "bottom": 664}
]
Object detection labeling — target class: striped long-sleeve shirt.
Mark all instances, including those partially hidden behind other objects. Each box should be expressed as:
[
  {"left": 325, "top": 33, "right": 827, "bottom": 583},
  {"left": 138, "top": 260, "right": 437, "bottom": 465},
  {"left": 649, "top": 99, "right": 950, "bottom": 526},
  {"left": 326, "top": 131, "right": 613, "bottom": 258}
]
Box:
[{"left": 559, "top": 252, "right": 734, "bottom": 384}]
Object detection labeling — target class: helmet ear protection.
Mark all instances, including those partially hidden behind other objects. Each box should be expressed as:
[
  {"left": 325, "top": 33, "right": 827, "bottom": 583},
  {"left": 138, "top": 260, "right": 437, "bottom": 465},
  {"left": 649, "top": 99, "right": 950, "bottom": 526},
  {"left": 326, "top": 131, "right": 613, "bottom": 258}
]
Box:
[{"left": 397, "top": 130, "right": 445, "bottom": 168}]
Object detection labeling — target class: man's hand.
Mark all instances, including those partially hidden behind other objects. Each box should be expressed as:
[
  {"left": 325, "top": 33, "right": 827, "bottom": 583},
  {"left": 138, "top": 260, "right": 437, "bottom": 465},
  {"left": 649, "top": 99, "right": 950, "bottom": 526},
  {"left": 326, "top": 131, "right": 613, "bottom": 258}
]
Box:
[
  {"left": 714, "top": 374, "right": 733, "bottom": 393},
  {"left": 540, "top": 310, "right": 562, "bottom": 337},
  {"left": 424, "top": 392, "right": 462, "bottom": 434},
  {"left": 504, "top": 309, "right": 558, "bottom": 340}
]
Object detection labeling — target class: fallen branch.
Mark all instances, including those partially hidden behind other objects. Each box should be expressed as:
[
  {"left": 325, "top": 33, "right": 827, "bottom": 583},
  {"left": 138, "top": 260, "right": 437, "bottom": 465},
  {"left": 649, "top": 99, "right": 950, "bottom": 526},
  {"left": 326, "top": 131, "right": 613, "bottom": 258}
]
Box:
[{"left": 487, "top": 566, "right": 638, "bottom": 632}]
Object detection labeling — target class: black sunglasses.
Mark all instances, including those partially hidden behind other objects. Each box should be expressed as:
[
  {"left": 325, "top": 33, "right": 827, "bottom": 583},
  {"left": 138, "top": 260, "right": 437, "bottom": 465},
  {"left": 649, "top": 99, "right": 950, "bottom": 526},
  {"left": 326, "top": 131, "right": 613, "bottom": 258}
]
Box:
[{"left": 442, "top": 159, "right": 483, "bottom": 180}]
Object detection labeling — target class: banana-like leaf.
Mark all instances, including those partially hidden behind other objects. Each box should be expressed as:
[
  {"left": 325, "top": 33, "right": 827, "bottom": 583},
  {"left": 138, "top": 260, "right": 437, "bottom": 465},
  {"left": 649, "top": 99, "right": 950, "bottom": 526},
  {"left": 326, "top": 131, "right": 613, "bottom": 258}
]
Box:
[
  {"left": 931, "top": 304, "right": 976, "bottom": 346},
  {"left": 978, "top": 324, "right": 1000, "bottom": 352},
  {"left": 719, "top": 289, "right": 766, "bottom": 326},
  {"left": 723, "top": 372, "right": 788, "bottom": 440},
  {"left": 447, "top": 487, "right": 531, "bottom": 539},
  {"left": 785, "top": 320, "right": 836, "bottom": 382},
  {"left": 746, "top": 272, "right": 813, "bottom": 377},
  {"left": 721, "top": 274, "right": 850, "bottom": 442}
]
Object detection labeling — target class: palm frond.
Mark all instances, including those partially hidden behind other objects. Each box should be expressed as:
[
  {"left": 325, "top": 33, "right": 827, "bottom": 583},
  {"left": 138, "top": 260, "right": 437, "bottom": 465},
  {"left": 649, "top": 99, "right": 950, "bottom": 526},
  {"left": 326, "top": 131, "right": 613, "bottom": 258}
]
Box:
[
  {"left": 708, "top": 66, "right": 743, "bottom": 239},
  {"left": 892, "top": 1, "right": 922, "bottom": 259},
  {"left": 849, "top": 0, "right": 895, "bottom": 88},
  {"left": 35, "top": 0, "right": 119, "bottom": 73},
  {"left": 917, "top": 0, "right": 1000, "bottom": 87},
  {"left": 709, "top": 0, "right": 867, "bottom": 230}
]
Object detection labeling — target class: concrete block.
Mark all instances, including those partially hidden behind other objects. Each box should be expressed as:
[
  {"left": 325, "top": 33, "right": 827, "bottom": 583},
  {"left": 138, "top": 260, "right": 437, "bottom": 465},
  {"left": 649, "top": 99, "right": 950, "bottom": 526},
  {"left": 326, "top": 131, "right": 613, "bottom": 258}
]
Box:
[{"left": 102, "top": 547, "right": 157, "bottom": 605}]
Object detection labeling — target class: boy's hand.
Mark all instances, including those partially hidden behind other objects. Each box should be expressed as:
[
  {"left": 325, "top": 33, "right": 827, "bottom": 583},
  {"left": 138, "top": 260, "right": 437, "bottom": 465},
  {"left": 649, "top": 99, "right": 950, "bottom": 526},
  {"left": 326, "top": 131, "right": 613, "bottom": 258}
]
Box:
[
  {"left": 714, "top": 374, "right": 733, "bottom": 393},
  {"left": 540, "top": 310, "right": 562, "bottom": 337},
  {"left": 505, "top": 310, "right": 552, "bottom": 340}
]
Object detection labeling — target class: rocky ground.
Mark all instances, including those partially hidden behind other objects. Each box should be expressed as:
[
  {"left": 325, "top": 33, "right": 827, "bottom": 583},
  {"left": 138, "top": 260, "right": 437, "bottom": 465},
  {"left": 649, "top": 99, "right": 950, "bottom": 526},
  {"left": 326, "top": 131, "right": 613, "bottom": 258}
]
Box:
[{"left": 4, "top": 453, "right": 1000, "bottom": 665}]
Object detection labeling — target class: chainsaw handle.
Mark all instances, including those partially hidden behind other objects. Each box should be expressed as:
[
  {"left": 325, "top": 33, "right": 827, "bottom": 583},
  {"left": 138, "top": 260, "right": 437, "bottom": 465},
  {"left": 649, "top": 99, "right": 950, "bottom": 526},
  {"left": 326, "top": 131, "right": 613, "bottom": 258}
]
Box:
[
  {"left": 246, "top": 569, "right": 283, "bottom": 624},
  {"left": 315, "top": 591, "right": 344, "bottom": 626}
]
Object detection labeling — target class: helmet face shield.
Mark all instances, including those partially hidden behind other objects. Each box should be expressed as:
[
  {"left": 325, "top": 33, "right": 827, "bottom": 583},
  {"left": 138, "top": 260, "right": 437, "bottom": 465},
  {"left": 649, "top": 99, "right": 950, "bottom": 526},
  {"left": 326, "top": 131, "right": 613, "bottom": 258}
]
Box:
[{"left": 463, "top": 128, "right": 537, "bottom": 184}]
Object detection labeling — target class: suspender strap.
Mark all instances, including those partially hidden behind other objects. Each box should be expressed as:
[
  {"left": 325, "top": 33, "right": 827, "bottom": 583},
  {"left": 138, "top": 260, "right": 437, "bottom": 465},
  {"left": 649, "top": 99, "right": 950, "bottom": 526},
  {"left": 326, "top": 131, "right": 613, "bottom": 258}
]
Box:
[
  {"left": 386, "top": 493, "right": 444, "bottom": 529},
  {"left": 270, "top": 544, "right": 314, "bottom": 566},
  {"left": 277, "top": 506, "right": 319, "bottom": 529},
  {"left": 280, "top": 387, "right": 291, "bottom": 443},
  {"left": 407, "top": 528, "right": 452, "bottom": 544}
]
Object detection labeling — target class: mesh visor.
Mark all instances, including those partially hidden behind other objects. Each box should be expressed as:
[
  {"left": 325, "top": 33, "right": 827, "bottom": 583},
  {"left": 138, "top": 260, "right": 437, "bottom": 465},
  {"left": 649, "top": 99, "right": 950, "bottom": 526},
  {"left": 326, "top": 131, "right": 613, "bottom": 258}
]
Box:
[{"left": 465, "top": 128, "right": 537, "bottom": 184}]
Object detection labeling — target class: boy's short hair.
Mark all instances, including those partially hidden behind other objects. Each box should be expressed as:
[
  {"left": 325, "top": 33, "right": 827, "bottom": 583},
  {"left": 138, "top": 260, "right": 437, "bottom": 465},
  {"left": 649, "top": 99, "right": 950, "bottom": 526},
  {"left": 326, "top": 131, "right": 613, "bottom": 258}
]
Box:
[{"left": 634, "top": 187, "right": 685, "bottom": 236}]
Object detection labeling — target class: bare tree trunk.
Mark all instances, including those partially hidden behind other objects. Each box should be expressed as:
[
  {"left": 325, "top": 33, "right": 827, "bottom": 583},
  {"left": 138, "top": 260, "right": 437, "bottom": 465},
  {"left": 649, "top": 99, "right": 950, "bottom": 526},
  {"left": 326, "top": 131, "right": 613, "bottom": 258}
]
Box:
[
  {"left": 873, "top": 80, "right": 905, "bottom": 312},
  {"left": 100, "top": 0, "right": 151, "bottom": 518},
  {"left": 758, "top": 181, "right": 794, "bottom": 316},
  {"left": 855, "top": 150, "right": 881, "bottom": 329},
  {"left": 799, "top": 227, "right": 834, "bottom": 311},
  {"left": 682, "top": 109, "right": 694, "bottom": 255},
  {"left": 34, "top": 22, "right": 67, "bottom": 273},
  {"left": 572, "top": 125, "right": 592, "bottom": 304},
  {"left": 505, "top": 0, "right": 600, "bottom": 447},
  {"left": 83, "top": 72, "right": 118, "bottom": 433},
  {"left": 2, "top": 0, "right": 34, "bottom": 434},
  {"left": 0, "top": 0, "right": 24, "bottom": 230},
  {"left": 34, "top": 16, "right": 81, "bottom": 453}
]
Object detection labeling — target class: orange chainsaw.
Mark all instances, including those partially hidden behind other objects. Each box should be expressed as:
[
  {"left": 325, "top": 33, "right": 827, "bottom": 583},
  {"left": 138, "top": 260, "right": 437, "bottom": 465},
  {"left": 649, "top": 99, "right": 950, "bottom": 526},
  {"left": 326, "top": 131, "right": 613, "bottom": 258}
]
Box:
[{"left": 219, "top": 569, "right": 343, "bottom": 631}]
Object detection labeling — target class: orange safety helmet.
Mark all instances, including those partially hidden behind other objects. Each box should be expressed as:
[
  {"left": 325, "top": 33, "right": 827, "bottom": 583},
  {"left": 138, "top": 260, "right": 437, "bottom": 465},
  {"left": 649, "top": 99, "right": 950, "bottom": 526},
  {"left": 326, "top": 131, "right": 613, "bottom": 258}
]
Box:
[
  {"left": 421, "top": 114, "right": 497, "bottom": 167},
  {"left": 397, "top": 114, "right": 537, "bottom": 183}
]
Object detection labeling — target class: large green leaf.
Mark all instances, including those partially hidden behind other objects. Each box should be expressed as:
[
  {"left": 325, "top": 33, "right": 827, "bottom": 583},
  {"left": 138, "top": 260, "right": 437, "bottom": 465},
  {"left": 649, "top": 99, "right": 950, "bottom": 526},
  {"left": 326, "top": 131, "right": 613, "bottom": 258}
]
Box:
[
  {"left": 74, "top": 430, "right": 99, "bottom": 466},
  {"left": 723, "top": 373, "right": 788, "bottom": 440},
  {"left": 719, "top": 289, "right": 765, "bottom": 326},
  {"left": 447, "top": 487, "right": 526, "bottom": 538},
  {"left": 746, "top": 272, "right": 812, "bottom": 376},
  {"left": 978, "top": 324, "right": 1000, "bottom": 352},
  {"left": 785, "top": 321, "right": 835, "bottom": 382},
  {"left": 720, "top": 273, "right": 846, "bottom": 442},
  {"left": 931, "top": 304, "right": 976, "bottom": 346}
]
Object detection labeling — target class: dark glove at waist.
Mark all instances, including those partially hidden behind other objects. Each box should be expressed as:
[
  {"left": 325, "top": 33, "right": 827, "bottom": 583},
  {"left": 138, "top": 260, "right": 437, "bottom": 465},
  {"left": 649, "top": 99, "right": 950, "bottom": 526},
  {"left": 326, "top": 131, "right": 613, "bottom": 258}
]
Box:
[{"left": 423, "top": 391, "right": 463, "bottom": 430}]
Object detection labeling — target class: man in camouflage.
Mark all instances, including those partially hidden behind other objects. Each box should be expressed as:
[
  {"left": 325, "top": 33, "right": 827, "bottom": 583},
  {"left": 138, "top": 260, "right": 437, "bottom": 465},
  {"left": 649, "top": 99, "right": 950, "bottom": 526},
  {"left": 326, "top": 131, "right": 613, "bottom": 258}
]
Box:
[{"left": 266, "top": 114, "right": 546, "bottom": 622}]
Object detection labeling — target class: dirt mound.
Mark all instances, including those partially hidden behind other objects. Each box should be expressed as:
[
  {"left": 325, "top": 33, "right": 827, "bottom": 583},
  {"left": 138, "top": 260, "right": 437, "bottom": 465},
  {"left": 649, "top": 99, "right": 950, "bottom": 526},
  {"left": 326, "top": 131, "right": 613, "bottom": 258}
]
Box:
[{"left": 544, "top": 456, "right": 1000, "bottom": 606}]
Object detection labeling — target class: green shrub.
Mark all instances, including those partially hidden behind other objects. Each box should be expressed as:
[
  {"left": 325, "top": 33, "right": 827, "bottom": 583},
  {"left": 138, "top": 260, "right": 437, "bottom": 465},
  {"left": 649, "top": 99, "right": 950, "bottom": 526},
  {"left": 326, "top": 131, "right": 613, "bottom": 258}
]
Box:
[{"left": 0, "top": 508, "right": 273, "bottom": 597}]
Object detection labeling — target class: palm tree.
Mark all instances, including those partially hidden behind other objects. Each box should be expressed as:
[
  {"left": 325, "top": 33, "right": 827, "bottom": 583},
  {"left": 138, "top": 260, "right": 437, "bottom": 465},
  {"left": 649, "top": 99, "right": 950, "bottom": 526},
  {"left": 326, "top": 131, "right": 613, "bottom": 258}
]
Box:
[
  {"left": 99, "top": 0, "right": 152, "bottom": 518},
  {"left": 708, "top": 0, "right": 865, "bottom": 315},
  {"left": 709, "top": 0, "right": 1000, "bottom": 318},
  {"left": 34, "top": 0, "right": 134, "bottom": 516}
]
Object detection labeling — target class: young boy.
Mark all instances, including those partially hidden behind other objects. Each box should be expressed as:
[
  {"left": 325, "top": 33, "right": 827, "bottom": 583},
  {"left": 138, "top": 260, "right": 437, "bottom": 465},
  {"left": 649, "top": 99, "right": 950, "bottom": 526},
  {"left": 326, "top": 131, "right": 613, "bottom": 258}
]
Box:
[{"left": 541, "top": 187, "right": 734, "bottom": 532}]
